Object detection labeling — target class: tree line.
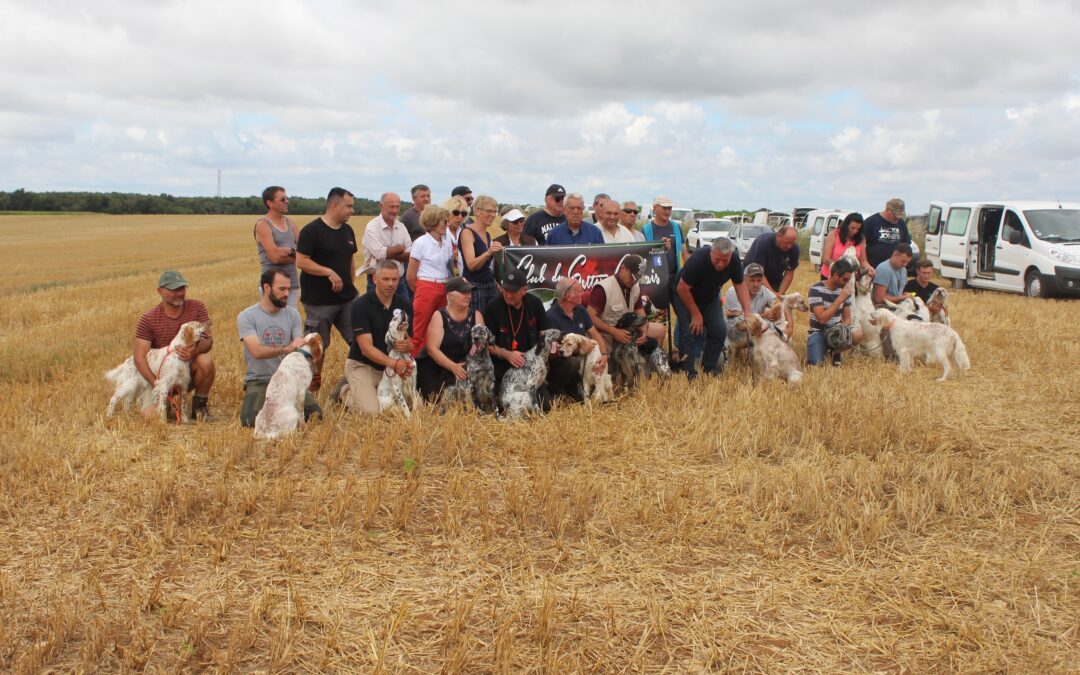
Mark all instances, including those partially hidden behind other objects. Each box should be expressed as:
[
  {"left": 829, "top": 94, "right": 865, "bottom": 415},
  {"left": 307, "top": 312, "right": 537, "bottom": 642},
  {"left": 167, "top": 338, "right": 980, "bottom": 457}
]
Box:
[{"left": 0, "top": 189, "right": 388, "bottom": 215}]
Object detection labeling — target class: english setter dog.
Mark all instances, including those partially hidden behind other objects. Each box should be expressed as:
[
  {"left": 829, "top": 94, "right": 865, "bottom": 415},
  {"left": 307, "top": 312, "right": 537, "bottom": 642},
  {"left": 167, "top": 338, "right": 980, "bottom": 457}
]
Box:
[
  {"left": 498, "top": 329, "right": 562, "bottom": 418},
  {"left": 927, "top": 287, "right": 951, "bottom": 326},
  {"left": 739, "top": 314, "right": 803, "bottom": 383},
  {"left": 105, "top": 321, "right": 205, "bottom": 422},
  {"left": 645, "top": 346, "right": 672, "bottom": 379},
  {"left": 610, "top": 312, "right": 647, "bottom": 391},
  {"left": 851, "top": 269, "right": 885, "bottom": 358},
  {"left": 869, "top": 308, "right": 970, "bottom": 381},
  {"left": 768, "top": 292, "right": 810, "bottom": 341},
  {"left": 377, "top": 309, "right": 418, "bottom": 417},
  {"left": 254, "top": 333, "right": 322, "bottom": 440},
  {"left": 443, "top": 324, "right": 497, "bottom": 412},
  {"left": 559, "top": 333, "right": 613, "bottom": 403}
]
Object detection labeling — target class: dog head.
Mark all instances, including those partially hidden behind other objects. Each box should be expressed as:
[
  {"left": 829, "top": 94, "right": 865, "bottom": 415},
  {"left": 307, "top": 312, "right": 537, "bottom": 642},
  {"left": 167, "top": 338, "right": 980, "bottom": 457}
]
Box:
[
  {"left": 640, "top": 295, "right": 655, "bottom": 316},
  {"left": 175, "top": 321, "right": 205, "bottom": 349},
  {"left": 928, "top": 287, "right": 948, "bottom": 312},
  {"left": 538, "top": 328, "right": 563, "bottom": 356},
  {"left": 468, "top": 324, "right": 494, "bottom": 356},
  {"left": 614, "top": 312, "right": 646, "bottom": 330},
  {"left": 559, "top": 333, "right": 594, "bottom": 357},
  {"left": 869, "top": 307, "right": 897, "bottom": 329},
  {"left": 783, "top": 292, "right": 810, "bottom": 312},
  {"left": 387, "top": 308, "right": 410, "bottom": 342},
  {"left": 854, "top": 269, "right": 875, "bottom": 295},
  {"left": 298, "top": 332, "right": 323, "bottom": 362}
]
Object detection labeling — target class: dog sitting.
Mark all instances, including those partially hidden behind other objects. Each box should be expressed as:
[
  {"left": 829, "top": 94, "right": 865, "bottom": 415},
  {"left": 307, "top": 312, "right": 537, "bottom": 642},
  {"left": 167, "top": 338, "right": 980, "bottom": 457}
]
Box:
[
  {"left": 377, "top": 309, "right": 418, "bottom": 416},
  {"left": 927, "top": 287, "right": 951, "bottom": 326},
  {"left": 498, "top": 329, "right": 562, "bottom": 418},
  {"left": 559, "top": 333, "right": 613, "bottom": 402},
  {"left": 739, "top": 314, "right": 803, "bottom": 383},
  {"left": 443, "top": 324, "right": 497, "bottom": 412},
  {"left": 869, "top": 308, "right": 970, "bottom": 381},
  {"left": 105, "top": 321, "right": 205, "bottom": 422},
  {"left": 610, "top": 312, "right": 647, "bottom": 391},
  {"left": 254, "top": 333, "right": 322, "bottom": 440}
]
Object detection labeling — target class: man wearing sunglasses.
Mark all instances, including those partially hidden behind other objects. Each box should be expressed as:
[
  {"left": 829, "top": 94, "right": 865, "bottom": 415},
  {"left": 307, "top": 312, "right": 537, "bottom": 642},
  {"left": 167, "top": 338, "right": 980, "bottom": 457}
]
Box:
[
  {"left": 523, "top": 183, "right": 568, "bottom": 245},
  {"left": 620, "top": 201, "right": 646, "bottom": 241}
]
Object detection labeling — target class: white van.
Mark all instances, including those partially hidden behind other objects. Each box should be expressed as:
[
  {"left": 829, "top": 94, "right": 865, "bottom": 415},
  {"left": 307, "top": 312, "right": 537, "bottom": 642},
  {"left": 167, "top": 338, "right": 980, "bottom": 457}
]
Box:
[{"left": 925, "top": 200, "right": 1080, "bottom": 297}]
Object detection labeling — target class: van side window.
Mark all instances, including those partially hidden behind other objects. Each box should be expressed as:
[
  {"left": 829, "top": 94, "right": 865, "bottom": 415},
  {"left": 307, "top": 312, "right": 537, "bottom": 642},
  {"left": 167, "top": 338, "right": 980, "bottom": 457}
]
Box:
[
  {"left": 945, "top": 208, "right": 970, "bottom": 236},
  {"left": 927, "top": 205, "right": 942, "bottom": 235},
  {"left": 1002, "top": 210, "right": 1028, "bottom": 247},
  {"left": 827, "top": 216, "right": 839, "bottom": 233},
  {"left": 812, "top": 217, "right": 824, "bottom": 235}
]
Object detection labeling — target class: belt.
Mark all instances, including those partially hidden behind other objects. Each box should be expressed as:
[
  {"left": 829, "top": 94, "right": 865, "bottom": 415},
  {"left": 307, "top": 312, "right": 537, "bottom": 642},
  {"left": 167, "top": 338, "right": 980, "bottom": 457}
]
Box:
[{"left": 418, "top": 277, "right": 448, "bottom": 283}]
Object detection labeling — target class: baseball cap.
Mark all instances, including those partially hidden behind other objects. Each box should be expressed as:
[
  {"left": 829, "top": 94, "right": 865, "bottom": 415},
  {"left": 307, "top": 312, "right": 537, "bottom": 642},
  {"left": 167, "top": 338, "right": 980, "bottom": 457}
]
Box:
[
  {"left": 158, "top": 270, "right": 189, "bottom": 290},
  {"left": 653, "top": 195, "right": 674, "bottom": 208},
  {"left": 620, "top": 254, "right": 645, "bottom": 279},
  {"left": 445, "top": 276, "right": 474, "bottom": 294},
  {"left": 501, "top": 268, "right": 528, "bottom": 292},
  {"left": 744, "top": 263, "right": 765, "bottom": 277},
  {"left": 545, "top": 184, "right": 566, "bottom": 198},
  {"left": 451, "top": 185, "right": 472, "bottom": 197},
  {"left": 501, "top": 208, "right": 526, "bottom": 222},
  {"left": 886, "top": 198, "right": 906, "bottom": 219}
]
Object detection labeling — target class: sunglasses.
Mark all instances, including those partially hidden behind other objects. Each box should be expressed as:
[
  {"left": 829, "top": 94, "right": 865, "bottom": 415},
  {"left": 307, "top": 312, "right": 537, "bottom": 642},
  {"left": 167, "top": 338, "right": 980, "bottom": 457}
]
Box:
[
  {"left": 451, "top": 210, "right": 468, "bottom": 217},
  {"left": 622, "top": 209, "right": 639, "bottom": 214},
  {"left": 552, "top": 195, "right": 564, "bottom": 203}
]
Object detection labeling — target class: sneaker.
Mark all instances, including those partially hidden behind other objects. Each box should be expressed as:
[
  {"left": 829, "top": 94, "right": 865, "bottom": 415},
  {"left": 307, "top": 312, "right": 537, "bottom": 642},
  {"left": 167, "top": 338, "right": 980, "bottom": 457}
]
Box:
[
  {"left": 830, "top": 352, "right": 842, "bottom": 367},
  {"left": 190, "top": 396, "right": 210, "bottom": 421}
]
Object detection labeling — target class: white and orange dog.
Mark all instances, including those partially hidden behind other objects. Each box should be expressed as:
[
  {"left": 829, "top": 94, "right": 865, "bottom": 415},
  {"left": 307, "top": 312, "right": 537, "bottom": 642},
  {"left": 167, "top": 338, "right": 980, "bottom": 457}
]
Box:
[
  {"left": 559, "top": 333, "right": 613, "bottom": 403},
  {"left": 105, "top": 321, "right": 205, "bottom": 422},
  {"left": 254, "top": 333, "right": 322, "bottom": 440},
  {"left": 869, "top": 308, "right": 969, "bottom": 381},
  {"left": 739, "top": 314, "right": 803, "bottom": 383}
]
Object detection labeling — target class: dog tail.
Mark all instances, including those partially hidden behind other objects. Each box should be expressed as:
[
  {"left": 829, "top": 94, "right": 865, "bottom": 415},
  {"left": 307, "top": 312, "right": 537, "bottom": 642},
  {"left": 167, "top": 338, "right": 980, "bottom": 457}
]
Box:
[
  {"left": 104, "top": 363, "right": 126, "bottom": 383},
  {"left": 951, "top": 333, "right": 971, "bottom": 371}
]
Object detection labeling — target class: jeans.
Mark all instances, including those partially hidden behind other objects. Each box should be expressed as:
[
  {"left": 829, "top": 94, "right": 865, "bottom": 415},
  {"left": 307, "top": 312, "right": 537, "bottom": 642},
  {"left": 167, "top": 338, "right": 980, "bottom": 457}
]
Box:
[
  {"left": 806, "top": 331, "right": 842, "bottom": 366},
  {"left": 673, "top": 293, "right": 726, "bottom": 378}
]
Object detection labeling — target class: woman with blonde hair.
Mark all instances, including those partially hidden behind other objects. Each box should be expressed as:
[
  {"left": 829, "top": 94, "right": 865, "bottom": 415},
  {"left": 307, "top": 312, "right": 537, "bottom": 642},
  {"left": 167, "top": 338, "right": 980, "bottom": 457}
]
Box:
[
  {"left": 442, "top": 195, "right": 469, "bottom": 276},
  {"left": 459, "top": 194, "right": 504, "bottom": 315},
  {"left": 406, "top": 205, "right": 454, "bottom": 357}
]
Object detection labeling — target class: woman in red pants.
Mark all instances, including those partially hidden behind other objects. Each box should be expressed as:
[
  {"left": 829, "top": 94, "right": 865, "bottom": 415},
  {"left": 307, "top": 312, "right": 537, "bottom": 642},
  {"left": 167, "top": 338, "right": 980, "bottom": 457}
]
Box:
[{"left": 407, "top": 205, "right": 453, "bottom": 357}]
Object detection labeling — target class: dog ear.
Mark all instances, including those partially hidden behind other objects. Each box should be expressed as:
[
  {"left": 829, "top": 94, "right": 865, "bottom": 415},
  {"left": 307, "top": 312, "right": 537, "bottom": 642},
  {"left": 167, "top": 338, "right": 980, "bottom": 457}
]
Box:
[{"left": 735, "top": 320, "right": 748, "bottom": 331}]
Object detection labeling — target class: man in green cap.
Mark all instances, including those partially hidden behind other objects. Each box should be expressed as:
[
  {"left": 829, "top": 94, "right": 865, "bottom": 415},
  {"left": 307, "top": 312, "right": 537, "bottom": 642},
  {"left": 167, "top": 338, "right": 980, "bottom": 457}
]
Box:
[{"left": 134, "top": 270, "right": 216, "bottom": 420}]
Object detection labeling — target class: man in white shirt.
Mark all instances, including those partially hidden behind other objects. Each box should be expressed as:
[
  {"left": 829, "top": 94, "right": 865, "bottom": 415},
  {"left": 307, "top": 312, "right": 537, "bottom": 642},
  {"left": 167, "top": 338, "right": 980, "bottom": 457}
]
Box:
[
  {"left": 361, "top": 192, "right": 412, "bottom": 300},
  {"left": 597, "top": 199, "right": 637, "bottom": 243}
]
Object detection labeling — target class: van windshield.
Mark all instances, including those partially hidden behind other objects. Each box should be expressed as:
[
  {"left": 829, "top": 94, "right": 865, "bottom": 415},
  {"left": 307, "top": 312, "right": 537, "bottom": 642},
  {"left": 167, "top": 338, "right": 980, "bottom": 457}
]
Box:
[
  {"left": 1024, "top": 209, "right": 1080, "bottom": 242},
  {"left": 671, "top": 208, "right": 693, "bottom": 222}
]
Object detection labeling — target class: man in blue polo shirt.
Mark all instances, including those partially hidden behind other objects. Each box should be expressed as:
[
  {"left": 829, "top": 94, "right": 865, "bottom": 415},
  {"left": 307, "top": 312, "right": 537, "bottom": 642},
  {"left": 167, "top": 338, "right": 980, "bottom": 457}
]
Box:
[{"left": 545, "top": 193, "right": 605, "bottom": 245}]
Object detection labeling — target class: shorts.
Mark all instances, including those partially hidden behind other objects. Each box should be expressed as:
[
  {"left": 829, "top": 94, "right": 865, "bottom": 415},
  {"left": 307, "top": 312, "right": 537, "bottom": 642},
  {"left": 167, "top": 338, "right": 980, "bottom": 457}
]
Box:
[{"left": 302, "top": 301, "right": 352, "bottom": 349}]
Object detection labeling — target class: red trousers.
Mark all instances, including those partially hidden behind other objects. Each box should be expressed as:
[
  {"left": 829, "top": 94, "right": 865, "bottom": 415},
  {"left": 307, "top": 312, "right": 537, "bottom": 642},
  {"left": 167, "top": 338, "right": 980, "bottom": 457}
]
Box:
[{"left": 411, "top": 279, "right": 447, "bottom": 357}]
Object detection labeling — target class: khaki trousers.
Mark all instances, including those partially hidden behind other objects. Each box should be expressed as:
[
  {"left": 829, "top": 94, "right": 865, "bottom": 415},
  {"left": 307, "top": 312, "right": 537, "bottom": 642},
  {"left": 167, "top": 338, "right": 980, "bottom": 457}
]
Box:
[{"left": 343, "top": 359, "right": 382, "bottom": 415}]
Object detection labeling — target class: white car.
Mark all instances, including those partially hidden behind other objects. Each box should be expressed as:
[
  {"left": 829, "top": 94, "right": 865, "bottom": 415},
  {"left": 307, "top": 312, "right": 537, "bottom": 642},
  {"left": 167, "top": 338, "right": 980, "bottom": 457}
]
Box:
[
  {"left": 727, "top": 223, "right": 772, "bottom": 259},
  {"left": 687, "top": 218, "right": 734, "bottom": 250}
]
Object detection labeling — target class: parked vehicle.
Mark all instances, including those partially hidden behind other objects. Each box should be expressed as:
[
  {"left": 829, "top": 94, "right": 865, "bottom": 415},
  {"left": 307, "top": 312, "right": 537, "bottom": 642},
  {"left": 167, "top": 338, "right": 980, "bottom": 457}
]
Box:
[
  {"left": 925, "top": 200, "right": 1080, "bottom": 297},
  {"left": 728, "top": 223, "right": 772, "bottom": 259},
  {"left": 687, "top": 218, "right": 734, "bottom": 250},
  {"left": 808, "top": 208, "right": 919, "bottom": 273}
]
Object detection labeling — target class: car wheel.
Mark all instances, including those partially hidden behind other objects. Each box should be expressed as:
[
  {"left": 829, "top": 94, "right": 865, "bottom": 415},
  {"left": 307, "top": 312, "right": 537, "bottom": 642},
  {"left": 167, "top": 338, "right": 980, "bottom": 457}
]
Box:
[{"left": 1025, "top": 270, "right": 1051, "bottom": 298}]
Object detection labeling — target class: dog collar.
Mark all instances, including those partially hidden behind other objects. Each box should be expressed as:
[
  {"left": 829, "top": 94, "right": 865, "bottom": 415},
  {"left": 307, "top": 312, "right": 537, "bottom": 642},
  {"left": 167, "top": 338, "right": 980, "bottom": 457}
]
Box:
[{"left": 296, "top": 347, "right": 313, "bottom": 361}]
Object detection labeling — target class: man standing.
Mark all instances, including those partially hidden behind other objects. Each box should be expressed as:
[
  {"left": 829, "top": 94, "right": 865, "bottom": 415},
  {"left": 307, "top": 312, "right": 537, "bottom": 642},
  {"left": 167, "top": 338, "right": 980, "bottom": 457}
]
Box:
[
  {"left": 254, "top": 185, "right": 300, "bottom": 307},
  {"left": 361, "top": 192, "right": 412, "bottom": 300},
  {"left": 296, "top": 187, "right": 359, "bottom": 392},
  {"left": 744, "top": 224, "right": 800, "bottom": 295},
  {"left": 399, "top": 184, "right": 431, "bottom": 242},
  {"left": 545, "top": 194, "right": 605, "bottom": 245},
  {"left": 134, "top": 270, "right": 215, "bottom": 419},
  {"left": 673, "top": 238, "right": 752, "bottom": 380},
  {"left": 483, "top": 268, "right": 552, "bottom": 395},
  {"left": 872, "top": 243, "right": 914, "bottom": 306},
  {"left": 523, "top": 184, "right": 567, "bottom": 245},
  {"left": 620, "top": 201, "right": 645, "bottom": 241},
  {"left": 643, "top": 196, "right": 686, "bottom": 280},
  {"left": 864, "top": 198, "right": 912, "bottom": 269},
  {"left": 597, "top": 198, "right": 637, "bottom": 243},
  {"left": 340, "top": 260, "right": 414, "bottom": 415},
  {"left": 587, "top": 254, "right": 666, "bottom": 354},
  {"left": 237, "top": 269, "right": 322, "bottom": 426}
]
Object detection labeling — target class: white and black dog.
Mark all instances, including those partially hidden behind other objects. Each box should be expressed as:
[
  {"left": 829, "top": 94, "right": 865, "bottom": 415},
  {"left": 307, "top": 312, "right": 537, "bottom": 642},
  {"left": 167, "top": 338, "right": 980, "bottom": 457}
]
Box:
[
  {"left": 377, "top": 309, "right": 418, "bottom": 416},
  {"left": 498, "top": 329, "right": 562, "bottom": 418},
  {"left": 610, "top": 312, "right": 647, "bottom": 391},
  {"left": 444, "top": 324, "right": 497, "bottom": 412}
]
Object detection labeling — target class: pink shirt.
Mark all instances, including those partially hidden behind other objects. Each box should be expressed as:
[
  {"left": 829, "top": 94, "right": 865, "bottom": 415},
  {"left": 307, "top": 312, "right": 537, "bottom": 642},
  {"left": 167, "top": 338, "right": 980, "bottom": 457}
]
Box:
[{"left": 822, "top": 236, "right": 864, "bottom": 278}]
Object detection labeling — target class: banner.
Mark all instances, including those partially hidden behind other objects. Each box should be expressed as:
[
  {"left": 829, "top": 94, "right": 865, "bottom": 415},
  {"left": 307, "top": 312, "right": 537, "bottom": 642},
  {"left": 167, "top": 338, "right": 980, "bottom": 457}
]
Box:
[{"left": 499, "top": 242, "right": 670, "bottom": 307}]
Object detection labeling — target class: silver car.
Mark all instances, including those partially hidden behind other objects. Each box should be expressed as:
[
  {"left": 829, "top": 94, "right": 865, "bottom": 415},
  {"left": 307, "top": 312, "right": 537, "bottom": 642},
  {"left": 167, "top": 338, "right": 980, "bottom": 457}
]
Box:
[{"left": 727, "top": 223, "right": 772, "bottom": 259}]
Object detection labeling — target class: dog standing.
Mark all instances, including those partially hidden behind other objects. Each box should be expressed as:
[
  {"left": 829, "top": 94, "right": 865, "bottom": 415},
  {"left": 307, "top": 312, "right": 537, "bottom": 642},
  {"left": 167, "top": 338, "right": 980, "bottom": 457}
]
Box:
[
  {"left": 443, "top": 324, "right": 497, "bottom": 412},
  {"left": 559, "top": 333, "right": 613, "bottom": 402},
  {"left": 498, "top": 329, "right": 562, "bottom": 418},
  {"left": 105, "top": 320, "right": 205, "bottom": 422},
  {"left": 610, "top": 312, "right": 647, "bottom": 391},
  {"left": 253, "top": 333, "right": 322, "bottom": 440},
  {"left": 377, "top": 309, "right": 418, "bottom": 416},
  {"left": 869, "top": 308, "right": 970, "bottom": 381}
]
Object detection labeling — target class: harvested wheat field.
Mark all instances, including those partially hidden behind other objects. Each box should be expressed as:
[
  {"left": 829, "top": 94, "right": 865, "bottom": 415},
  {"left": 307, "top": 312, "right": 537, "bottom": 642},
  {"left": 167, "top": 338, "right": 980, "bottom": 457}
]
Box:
[{"left": 1, "top": 213, "right": 1079, "bottom": 672}]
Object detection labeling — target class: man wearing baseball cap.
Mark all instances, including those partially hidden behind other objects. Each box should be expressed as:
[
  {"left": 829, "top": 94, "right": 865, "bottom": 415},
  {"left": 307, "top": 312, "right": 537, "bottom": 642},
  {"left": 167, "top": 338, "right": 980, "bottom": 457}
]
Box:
[
  {"left": 133, "top": 270, "right": 215, "bottom": 420},
  {"left": 863, "top": 197, "right": 912, "bottom": 269},
  {"left": 523, "top": 184, "right": 568, "bottom": 245},
  {"left": 482, "top": 267, "right": 553, "bottom": 395},
  {"left": 722, "top": 262, "right": 791, "bottom": 351}
]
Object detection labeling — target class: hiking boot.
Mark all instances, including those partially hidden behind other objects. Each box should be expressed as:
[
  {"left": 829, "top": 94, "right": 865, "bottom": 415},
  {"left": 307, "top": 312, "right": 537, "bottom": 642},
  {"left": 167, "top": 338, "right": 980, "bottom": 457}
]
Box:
[{"left": 190, "top": 396, "right": 210, "bottom": 421}]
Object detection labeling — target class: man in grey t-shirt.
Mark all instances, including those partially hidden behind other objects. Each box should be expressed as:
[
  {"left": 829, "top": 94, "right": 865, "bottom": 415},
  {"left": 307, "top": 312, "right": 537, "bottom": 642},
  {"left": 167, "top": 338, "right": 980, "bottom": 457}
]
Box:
[
  {"left": 237, "top": 269, "right": 322, "bottom": 426},
  {"left": 723, "top": 263, "right": 781, "bottom": 349},
  {"left": 872, "top": 243, "right": 914, "bottom": 307}
]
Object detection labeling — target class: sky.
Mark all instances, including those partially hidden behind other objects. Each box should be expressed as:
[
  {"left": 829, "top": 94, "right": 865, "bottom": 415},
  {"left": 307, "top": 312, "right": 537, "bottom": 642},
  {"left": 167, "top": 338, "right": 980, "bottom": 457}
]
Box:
[{"left": 2, "top": 0, "right": 1079, "bottom": 214}]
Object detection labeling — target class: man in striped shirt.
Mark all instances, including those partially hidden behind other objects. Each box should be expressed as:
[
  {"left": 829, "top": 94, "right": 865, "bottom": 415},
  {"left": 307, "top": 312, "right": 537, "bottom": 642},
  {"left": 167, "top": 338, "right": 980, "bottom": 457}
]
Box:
[
  {"left": 134, "top": 270, "right": 216, "bottom": 419},
  {"left": 806, "top": 258, "right": 863, "bottom": 366}
]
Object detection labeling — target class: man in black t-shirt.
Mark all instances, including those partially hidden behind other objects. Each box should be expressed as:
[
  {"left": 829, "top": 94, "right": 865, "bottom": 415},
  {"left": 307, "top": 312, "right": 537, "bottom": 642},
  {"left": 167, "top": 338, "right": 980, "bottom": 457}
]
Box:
[
  {"left": 864, "top": 198, "right": 912, "bottom": 269},
  {"left": 483, "top": 268, "right": 552, "bottom": 394},
  {"left": 744, "top": 225, "right": 800, "bottom": 294},
  {"left": 296, "top": 187, "right": 359, "bottom": 391},
  {"left": 523, "top": 184, "right": 567, "bottom": 245},
  {"left": 673, "top": 237, "right": 752, "bottom": 379},
  {"left": 341, "top": 260, "right": 413, "bottom": 415}
]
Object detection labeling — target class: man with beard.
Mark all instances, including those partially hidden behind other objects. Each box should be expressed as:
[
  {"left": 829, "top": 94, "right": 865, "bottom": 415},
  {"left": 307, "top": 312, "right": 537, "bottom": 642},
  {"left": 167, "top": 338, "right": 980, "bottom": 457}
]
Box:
[{"left": 237, "top": 269, "right": 322, "bottom": 426}]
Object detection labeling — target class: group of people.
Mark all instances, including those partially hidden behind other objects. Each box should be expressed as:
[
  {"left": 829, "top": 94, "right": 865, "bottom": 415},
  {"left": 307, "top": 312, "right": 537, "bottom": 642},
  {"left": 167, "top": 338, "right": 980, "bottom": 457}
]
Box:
[{"left": 124, "top": 186, "right": 921, "bottom": 423}]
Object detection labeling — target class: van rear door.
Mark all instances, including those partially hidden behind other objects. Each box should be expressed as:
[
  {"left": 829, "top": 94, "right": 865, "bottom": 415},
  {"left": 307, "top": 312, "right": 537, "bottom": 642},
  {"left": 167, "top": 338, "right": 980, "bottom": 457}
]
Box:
[
  {"left": 925, "top": 201, "right": 946, "bottom": 267},
  {"left": 939, "top": 206, "right": 972, "bottom": 280}
]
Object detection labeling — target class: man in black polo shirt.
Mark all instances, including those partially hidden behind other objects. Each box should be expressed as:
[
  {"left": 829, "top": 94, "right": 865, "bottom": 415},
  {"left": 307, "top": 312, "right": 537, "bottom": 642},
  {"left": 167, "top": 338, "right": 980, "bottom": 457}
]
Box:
[
  {"left": 483, "top": 267, "right": 552, "bottom": 394},
  {"left": 341, "top": 260, "right": 413, "bottom": 415},
  {"left": 744, "top": 224, "right": 800, "bottom": 294},
  {"left": 674, "top": 237, "right": 753, "bottom": 380}
]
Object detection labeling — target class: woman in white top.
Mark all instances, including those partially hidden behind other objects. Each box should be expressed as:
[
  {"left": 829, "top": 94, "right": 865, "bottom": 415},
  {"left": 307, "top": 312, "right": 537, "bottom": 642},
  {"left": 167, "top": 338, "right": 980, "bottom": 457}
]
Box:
[
  {"left": 442, "top": 195, "right": 468, "bottom": 277},
  {"left": 406, "top": 205, "right": 454, "bottom": 357}
]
